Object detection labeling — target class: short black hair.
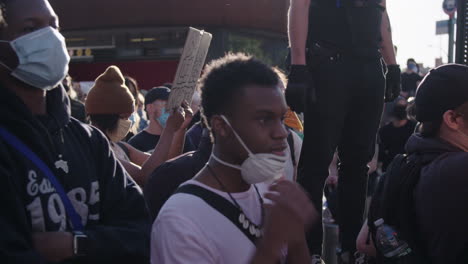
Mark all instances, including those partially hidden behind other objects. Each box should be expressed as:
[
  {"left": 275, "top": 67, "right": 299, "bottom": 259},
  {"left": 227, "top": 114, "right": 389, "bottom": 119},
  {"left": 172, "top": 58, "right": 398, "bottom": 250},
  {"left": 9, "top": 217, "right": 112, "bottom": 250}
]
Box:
[
  {"left": 420, "top": 119, "right": 442, "bottom": 138},
  {"left": 89, "top": 114, "right": 120, "bottom": 136},
  {"left": 200, "top": 53, "right": 279, "bottom": 128},
  {"left": 407, "top": 58, "right": 416, "bottom": 65},
  {"left": 162, "top": 83, "right": 173, "bottom": 89}
]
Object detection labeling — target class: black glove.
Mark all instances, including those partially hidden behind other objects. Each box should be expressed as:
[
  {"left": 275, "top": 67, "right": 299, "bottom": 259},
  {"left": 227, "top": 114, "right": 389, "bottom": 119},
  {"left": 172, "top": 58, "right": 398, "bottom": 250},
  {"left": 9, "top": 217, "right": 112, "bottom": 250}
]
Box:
[
  {"left": 385, "top": 64, "right": 401, "bottom": 102},
  {"left": 286, "top": 65, "right": 316, "bottom": 113}
]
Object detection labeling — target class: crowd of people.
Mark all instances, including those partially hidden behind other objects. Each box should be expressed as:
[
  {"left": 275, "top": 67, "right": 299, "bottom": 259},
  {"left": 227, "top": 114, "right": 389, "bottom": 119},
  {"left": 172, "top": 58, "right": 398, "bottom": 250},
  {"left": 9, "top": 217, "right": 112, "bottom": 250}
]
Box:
[{"left": 1, "top": 0, "right": 468, "bottom": 264}]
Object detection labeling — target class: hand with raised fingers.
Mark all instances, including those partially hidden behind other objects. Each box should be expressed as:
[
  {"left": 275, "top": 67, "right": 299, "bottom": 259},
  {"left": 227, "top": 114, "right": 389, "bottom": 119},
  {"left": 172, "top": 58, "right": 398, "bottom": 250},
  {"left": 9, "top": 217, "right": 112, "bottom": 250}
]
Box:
[{"left": 263, "top": 180, "right": 318, "bottom": 246}]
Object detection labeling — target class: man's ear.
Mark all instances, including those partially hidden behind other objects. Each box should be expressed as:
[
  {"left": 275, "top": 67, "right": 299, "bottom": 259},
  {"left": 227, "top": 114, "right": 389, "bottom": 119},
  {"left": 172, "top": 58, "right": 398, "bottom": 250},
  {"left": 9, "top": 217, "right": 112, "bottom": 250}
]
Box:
[
  {"left": 442, "top": 110, "right": 463, "bottom": 131},
  {"left": 145, "top": 103, "right": 153, "bottom": 113},
  {"left": 211, "top": 115, "right": 230, "bottom": 139}
]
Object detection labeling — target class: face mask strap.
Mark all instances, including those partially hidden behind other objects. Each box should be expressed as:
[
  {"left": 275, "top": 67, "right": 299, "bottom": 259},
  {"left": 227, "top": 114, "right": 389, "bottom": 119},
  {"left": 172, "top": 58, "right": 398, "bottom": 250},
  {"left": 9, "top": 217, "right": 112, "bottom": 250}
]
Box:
[
  {"left": 220, "top": 115, "right": 254, "bottom": 156},
  {"left": 211, "top": 153, "right": 242, "bottom": 170}
]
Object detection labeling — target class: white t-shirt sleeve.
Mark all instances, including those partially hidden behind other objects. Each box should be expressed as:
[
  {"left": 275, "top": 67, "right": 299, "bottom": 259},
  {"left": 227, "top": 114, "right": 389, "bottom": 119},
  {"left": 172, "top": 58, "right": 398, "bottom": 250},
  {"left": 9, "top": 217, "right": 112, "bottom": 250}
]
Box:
[{"left": 151, "top": 212, "right": 219, "bottom": 264}]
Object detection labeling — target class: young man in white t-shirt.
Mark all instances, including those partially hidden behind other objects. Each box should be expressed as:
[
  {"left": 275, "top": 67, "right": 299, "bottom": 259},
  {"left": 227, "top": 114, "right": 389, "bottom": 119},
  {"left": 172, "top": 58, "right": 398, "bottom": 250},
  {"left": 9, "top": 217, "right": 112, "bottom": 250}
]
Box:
[{"left": 151, "top": 53, "right": 318, "bottom": 264}]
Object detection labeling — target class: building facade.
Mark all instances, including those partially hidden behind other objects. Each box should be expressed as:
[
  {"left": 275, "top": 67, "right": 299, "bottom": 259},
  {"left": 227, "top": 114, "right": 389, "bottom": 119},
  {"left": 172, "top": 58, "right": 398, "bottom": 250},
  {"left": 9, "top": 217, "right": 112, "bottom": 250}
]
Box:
[{"left": 50, "top": 0, "right": 289, "bottom": 90}]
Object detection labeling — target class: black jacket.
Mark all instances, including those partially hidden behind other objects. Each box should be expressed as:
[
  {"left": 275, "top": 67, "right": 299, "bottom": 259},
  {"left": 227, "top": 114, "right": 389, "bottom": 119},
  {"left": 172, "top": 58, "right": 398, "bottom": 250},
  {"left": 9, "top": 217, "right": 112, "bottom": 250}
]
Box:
[
  {"left": 0, "top": 85, "right": 150, "bottom": 263},
  {"left": 406, "top": 134, "right": 468, "bottom": 263},
  {"left": 144, "top": 129, "right": 212, "bottom": 222}
]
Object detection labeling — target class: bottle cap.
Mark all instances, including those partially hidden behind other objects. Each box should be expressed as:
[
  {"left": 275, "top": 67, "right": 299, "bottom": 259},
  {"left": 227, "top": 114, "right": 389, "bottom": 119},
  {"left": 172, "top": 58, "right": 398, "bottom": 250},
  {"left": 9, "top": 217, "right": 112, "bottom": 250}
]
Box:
[{"left": 374, "top": 218, "right": 384, "bottom": 226}]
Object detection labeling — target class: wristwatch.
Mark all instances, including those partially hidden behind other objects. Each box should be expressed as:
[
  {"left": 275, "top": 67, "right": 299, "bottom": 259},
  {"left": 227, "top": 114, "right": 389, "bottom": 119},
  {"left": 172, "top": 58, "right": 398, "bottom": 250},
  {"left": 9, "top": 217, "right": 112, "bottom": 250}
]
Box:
[{"left": 73, "top": 231, "right": 88, "bottom": 256}]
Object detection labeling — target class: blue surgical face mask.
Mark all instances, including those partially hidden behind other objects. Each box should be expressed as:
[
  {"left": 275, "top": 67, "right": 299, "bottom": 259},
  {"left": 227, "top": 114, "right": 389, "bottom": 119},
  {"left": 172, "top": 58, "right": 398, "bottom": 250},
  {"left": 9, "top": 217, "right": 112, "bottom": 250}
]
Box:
[
  {"left": 0, "top": 27, "right": 70, "bottom": 90},
  {"left": 408, "top": 64, "right": 418, "bottom": 73},
  {"left": 157, "top": 108, "right": 170, "bottom": 127},
  {"left": 129, "top": 112, "right": 138, "bottom": 126}
]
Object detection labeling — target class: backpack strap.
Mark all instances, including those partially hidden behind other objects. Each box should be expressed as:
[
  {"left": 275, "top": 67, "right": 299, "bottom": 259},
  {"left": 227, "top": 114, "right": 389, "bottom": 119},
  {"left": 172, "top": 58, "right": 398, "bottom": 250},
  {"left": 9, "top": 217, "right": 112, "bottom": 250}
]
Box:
[
  {"left": 369, "top": 153, "right": 437, "bottom": 263},
  {"left": 175, "top": 184, "right": 260, "bottom": 246},
  {"left": 0, "top": 126, "right": 84, "bottom": 231}
]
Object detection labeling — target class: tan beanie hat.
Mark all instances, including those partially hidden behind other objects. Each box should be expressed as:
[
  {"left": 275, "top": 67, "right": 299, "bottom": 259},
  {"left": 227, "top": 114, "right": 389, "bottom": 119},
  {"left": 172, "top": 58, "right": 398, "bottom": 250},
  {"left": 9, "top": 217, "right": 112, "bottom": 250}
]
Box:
[{"left": 85, "top": 66, "right": 135, "bottom": 114}]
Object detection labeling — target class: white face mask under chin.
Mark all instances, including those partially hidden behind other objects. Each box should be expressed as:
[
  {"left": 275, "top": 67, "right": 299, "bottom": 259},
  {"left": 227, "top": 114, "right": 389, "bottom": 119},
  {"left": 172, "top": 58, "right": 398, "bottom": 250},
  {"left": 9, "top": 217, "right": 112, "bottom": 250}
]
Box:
[
  {"left": 211, "top": 115, "right": 288, "bottom": 184},
  {"left": 0, "top": 26, "right": 70, "bottom": 91}
]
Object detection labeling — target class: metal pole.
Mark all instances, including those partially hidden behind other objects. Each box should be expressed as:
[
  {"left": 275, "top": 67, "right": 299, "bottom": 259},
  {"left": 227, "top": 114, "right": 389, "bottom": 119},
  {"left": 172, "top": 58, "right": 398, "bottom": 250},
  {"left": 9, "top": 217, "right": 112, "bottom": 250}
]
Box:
[
  {"left": 455, "top": 0, "right": 468, "bottom": 64},
  {"left": 449, "top": 15, "right": 456, "bottom": 63}
]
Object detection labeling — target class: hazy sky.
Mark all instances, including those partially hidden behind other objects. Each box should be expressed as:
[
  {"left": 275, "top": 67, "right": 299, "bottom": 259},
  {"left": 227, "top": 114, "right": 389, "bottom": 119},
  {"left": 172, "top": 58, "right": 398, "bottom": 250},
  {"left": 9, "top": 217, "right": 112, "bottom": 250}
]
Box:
[{"left": 387, "top": 0, "right": 454, "bottom": 68}]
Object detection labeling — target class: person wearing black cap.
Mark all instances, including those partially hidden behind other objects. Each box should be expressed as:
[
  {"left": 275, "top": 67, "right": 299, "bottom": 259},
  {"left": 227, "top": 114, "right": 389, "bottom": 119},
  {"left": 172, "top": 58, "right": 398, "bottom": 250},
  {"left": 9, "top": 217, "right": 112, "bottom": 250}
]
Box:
[
  {"left": 408, "top": 63, "right": 468, "bottom": 263},
  {"left": 128, "top": 86, "right": 195, "bottom": 154},
  {"left": 378, "top": 96, "right": 417, "bottom": 172},
  {"left": 401, "top": 58, "right": 423, "bottom": 98},
  {"left": 357, "top": 64, "right": 468, "bottom": 263}
]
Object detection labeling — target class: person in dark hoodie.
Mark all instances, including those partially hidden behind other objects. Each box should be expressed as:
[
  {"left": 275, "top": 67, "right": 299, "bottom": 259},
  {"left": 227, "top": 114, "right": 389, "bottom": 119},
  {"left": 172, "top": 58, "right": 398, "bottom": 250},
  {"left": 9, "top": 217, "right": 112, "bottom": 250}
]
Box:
[
  {"left": 0, "top": 0, "right": 149, "bottom": 263},
  {"left": 357, "top": 64, "right": 468, "bottom": 263},
  {"left": 144, "top": 126, "right": 212, "bottom": 222},
  {"left": 409, "top": 64, "right": 468, "bottom": 263},
  {"left": 378, "top": 97, "right": 417, "bottom": 171}
]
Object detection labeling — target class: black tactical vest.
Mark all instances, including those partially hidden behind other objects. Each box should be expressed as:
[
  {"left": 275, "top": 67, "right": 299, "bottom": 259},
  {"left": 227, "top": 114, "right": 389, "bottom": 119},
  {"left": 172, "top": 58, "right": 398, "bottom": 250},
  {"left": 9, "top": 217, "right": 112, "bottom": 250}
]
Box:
[{"left": 307, "top": 0, "right": 384, "bottom": 58}]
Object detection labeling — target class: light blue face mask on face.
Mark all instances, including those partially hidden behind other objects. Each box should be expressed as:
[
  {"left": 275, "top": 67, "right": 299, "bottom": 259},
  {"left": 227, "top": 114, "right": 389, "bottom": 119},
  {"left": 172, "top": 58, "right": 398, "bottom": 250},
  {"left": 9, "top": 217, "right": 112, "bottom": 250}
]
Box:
[
  {"left": 157, "top": 108, "right": 170, "bottom": 127},
  {"left": 408, "top": 64, "right": 418, "bottom": 73},
  {"left": 0, "top": 26, "right": 70, "bottom": 90}
]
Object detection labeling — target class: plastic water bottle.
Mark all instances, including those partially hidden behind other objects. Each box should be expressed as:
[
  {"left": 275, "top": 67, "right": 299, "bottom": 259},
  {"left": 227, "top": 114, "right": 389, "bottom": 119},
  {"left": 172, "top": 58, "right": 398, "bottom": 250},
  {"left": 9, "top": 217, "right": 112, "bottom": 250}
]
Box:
[{"left": 374, "top": 218, "right": 411, "bottom": 258}]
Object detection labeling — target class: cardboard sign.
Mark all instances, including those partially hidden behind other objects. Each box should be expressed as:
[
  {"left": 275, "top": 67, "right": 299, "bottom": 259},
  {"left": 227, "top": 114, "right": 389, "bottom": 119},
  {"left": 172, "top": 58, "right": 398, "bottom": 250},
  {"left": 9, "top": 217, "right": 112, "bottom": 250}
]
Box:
[{"left": 167, "top": 28, "right": 212, "bottom": 110}]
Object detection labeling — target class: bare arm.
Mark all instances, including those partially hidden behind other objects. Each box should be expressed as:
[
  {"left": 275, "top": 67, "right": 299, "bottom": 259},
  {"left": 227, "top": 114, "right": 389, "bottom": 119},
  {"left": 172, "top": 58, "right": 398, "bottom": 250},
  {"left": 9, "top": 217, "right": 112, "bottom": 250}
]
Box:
[
  {"left": 168, "top": 102, "right": 193, "bottom": 159},
  {"left": 114, "top": 129, "right": 177, "bottom": 187},
  {"left": 137, "top": 120, "right": 179, "bottom": 185},
  {"left": 119, "top": 109, "right": 185, "bottom": 187},
  {"left": 32, "top": 232, "right": 73, "bottom": 262},
  {"left": 289, "top": 0, "right": 311, "bottom": 65},
  {"left": 117, "top": 158, "right": 145, "bottom": 185},
  {"left": 380, "top": 0, "right": 397, "bottom": 65},
  {"left": 250, "top": 240, "right": 283, "bottom": 264},
  {"left": 123, "top": 142, "right": 150, "bottom": 166},
  {"left": 168, "top": 129, "right": 186, "bottom": 159},
  {"left": 251, "top": 181, "right": 316, "bottom": 264},
  {"left": 137, "top": 105, "right": 192, "bottom": 184},
  {"left": 356, "top": 220, "right": 377, "bottom": 257},
  {"left": 328, "top": 151, "right": 339, "bottom": 177}
]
